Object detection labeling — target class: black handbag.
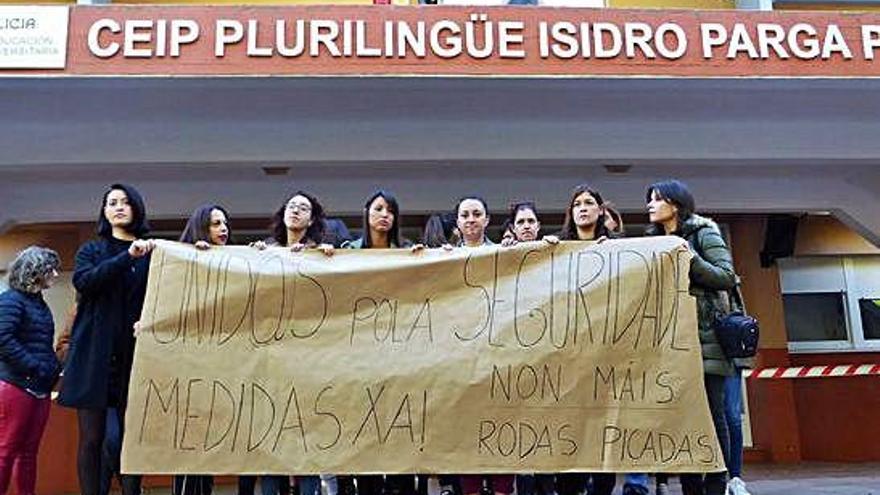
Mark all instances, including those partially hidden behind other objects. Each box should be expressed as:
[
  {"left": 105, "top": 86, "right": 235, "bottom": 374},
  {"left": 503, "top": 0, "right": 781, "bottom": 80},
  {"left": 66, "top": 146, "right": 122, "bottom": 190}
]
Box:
[{"left": 714, "top": 283, "right": 760, "bottom": 359}]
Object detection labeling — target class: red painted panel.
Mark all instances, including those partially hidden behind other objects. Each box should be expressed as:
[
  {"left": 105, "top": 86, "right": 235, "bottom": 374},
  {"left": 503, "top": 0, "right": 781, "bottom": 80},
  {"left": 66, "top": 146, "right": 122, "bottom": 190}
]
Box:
[
  {"left": 746, "top": 379, "right": 802, "bottom": 463},
  {"left": 12, "top": 6, "right": 880, "bottom": 77},
  {"left": 35, "top": 405, "right": 79, "bottom": 495},
  {"left": 793, "top": 375, "right": 880, "bottom": 461}
]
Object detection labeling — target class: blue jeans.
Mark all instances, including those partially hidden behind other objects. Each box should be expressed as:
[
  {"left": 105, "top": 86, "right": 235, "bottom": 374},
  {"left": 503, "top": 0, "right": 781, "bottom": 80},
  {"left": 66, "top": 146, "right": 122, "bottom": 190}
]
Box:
[
  {"left": 680, "top": 374, "right": 730, "bottom": 495},
  {"left": 724, "top": 369, "right": 745, "bottom": 478},
  {"left": 622, "top": 473, "right": 649, "bottom": 495},
  {"left": 238, "top": 475, "right": 288, "bottom": 495},
  {"left": 298, "top": 476, "right": 321, "bottom": 495},
  {"left": 321, "top": 475, "right": 338, "bottom": 495}
]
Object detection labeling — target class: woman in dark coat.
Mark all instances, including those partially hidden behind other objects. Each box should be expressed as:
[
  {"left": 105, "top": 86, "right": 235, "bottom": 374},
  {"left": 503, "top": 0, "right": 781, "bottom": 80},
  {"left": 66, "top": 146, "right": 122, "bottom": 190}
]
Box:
[
  {"left": 58, "top": 183, "right": 155, "bottom": 495},
  {"left": 0, "top": 246, "right": 61, "bottom": 495},
  {"left": 646, "top": 179, "right": 736, "bottom": 495}
]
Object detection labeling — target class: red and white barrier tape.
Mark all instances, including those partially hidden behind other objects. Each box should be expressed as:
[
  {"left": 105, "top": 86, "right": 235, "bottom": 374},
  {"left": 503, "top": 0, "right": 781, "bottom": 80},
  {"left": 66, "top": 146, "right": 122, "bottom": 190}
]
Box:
[{"left": 744, "top": 364, "right": 880, "bottom": 379}]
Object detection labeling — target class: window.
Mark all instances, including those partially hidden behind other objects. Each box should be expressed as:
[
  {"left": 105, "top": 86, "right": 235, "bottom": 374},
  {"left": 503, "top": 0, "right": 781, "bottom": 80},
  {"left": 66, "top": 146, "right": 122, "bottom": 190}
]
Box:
[
  {"left": 783, "top": 293, "right": 847, "bottom": 342},
  {"left": 859, "top": 298, "right": 880, "bottom": 340},
  {"left": 779, "top": 256, "right": 880, "bottom": 353}
]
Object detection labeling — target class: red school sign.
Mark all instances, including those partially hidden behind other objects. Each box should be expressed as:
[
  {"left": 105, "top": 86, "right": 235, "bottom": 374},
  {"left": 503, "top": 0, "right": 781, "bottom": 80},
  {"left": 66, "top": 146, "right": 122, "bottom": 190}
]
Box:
[{"left": 16, "top": 5, "right": 880, "bottom": 76}]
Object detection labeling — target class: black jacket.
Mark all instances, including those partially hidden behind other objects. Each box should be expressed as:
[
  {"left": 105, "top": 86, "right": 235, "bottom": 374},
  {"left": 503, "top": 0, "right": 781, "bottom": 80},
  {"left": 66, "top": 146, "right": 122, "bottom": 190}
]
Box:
[
  {"left": 0, "top": 288, "right": 60, "bottom": 395},
  {"left": 58, "top": 237, "right": 149, "bottom": 408}
]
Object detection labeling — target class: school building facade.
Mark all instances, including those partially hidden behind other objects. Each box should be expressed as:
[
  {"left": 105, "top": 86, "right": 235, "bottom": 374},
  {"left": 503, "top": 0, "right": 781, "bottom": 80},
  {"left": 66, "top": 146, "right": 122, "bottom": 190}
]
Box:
[{"left": 0, "top": 0, "right": 879, "bottom": 492}]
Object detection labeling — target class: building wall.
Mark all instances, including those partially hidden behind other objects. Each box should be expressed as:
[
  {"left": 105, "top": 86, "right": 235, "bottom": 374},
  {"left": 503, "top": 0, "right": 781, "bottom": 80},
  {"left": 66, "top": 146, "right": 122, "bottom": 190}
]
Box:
[
  {"left": 795, "top": 216, "right": 880, "bottom": 256},
  {"left": 727, "top": 216, "right": 802, "bottom": 463},
  {"left": 789, "top": 353, "right": 880, "bottom": 461},
  {"left": 731, "top": 215, "right": 880, "bottom": 463},
  {"left": 786, "top": 217, "right": 880, "bottom": 461}
]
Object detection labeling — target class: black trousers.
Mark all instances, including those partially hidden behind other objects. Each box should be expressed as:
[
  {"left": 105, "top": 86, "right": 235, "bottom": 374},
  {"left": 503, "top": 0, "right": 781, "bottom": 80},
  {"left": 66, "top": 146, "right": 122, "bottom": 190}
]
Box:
[
  {"left": 355, "top": 475, "right": 384, "bottom": 495},
  {"left": 556, "top": 473, "right": 615, "bottom": 495},
  {"left": 173, "top": 475, "right": 214, "bottom": 495},
  {"left": 76, "top": 408, "right": 141, "bottom": 495}
]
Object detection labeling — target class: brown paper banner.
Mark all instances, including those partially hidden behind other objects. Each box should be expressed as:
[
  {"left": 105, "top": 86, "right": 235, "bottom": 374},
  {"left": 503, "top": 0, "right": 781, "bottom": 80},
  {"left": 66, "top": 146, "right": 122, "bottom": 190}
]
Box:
[{"left": 122, "top": 237, "right": 723, "bottom": 474}]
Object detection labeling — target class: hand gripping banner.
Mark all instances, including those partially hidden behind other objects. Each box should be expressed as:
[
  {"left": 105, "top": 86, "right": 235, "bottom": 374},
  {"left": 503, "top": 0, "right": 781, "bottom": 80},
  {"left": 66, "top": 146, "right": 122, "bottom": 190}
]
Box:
[{"left": 123, "top": 237, "right": 723, "bottom": 474}]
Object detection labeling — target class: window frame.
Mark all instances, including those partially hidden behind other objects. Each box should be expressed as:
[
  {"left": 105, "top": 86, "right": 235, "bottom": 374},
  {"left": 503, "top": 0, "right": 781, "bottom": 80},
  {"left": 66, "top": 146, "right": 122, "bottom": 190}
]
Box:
[{"left": 782, "top": 256, "right": 880, "bottom": 354}]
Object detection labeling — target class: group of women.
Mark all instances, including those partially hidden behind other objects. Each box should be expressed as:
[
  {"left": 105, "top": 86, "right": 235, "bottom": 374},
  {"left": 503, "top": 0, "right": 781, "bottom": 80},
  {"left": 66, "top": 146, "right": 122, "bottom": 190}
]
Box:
[{"left": 0, "top": 179, "right": 751, "bottom": 495}]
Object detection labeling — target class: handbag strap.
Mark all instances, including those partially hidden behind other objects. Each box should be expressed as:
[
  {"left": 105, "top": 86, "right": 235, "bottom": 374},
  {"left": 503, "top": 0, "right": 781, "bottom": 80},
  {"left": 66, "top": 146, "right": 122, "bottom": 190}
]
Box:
[{"left": 730, "top": 275, "right": 747, "bottom": 314}]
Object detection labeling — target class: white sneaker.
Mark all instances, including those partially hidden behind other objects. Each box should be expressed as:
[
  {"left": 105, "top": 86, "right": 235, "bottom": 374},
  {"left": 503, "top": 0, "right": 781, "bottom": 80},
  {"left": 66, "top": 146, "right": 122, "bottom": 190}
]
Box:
[{"left": 727, "top": 477, "right": 752, "bottom": 495}]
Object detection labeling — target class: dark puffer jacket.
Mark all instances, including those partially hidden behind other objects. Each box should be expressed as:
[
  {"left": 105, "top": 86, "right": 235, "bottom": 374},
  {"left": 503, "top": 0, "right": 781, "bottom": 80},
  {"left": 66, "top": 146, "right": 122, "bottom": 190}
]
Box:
[
  {"left": 678, "top": 214, "right": 737, "bottom": 376},
  {"left": 0, "top": 288, "right": 60, "bottom": 395}
]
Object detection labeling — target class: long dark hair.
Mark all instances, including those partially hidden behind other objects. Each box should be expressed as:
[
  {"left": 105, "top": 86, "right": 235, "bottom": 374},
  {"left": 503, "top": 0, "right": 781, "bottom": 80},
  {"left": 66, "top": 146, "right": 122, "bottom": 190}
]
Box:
[
  {"left": 96, "top": 183, "right": 149, "bottom": 239},
  {"left": 180, "top": 204, "right": 230, "bottom": 245},
  {"left": 362, "top": 190, "right": 402, "bottom": 248},
  {"left": 604, "top": 202, "right": 624, "bottom": 236},
  {"left": 323, "top": 218, "right": 353, "bottom": 248},
  {"left": 559, "top": 184, "right": 611, "bottom": 241},
  {"left": 422, "top": 213, "right": 456, "bottom": 248},
  {"left": 645, "top": 179, "right": 695, "bottom": 235},
  {"left": 270, "top": 190, "right": 326, "bottom": 246}
]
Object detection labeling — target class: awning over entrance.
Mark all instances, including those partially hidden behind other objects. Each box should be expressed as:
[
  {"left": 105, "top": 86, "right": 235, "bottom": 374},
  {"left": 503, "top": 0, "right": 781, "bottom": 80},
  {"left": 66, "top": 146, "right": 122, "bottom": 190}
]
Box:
[
  {"left": 1, "top": 76, "right": 879, "bottom": 244},
  {"left": 1, "top": 5, "right": 879, "bottom": 244}
]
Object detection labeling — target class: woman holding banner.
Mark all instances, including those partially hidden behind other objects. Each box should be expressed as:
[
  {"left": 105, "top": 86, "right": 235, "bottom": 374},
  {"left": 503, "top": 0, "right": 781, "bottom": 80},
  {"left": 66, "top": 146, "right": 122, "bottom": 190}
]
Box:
[
  {"left": 262, "top": 190, "right": 334, "bottom": 256},
  {"left": 645, "top": 179, "right": 736, "bottom": 495},
  {"left": 252, "top": 191, "right": 334, "bottom": 495},
  {"left": 505, "top": 201, "right": 542, "bottom": 244},
  {"left": 554, "top": 184, "right": 633, "bottom": 495},
  {"left": 557, "top": 184, "right": 613, "bottom": 243},
  {"left": 455, "top": 196, "right": 494, "bottom": 249},
  {"left": 343, "top": 190, "right": 410, "bottom": 250},
  {"left": 496, "top": 201, "right": 555, "bottom": 495},
  {"left": 58, "top": 183, "right": 154, "bottom": 495},
  {"left": 181, "top": 200, "right": 295, "bottom": 495},
  {"left": 341, "top": 190, "right": 418, "bottom": 495},
  {"left": 452, "top": 196, "right": 516, "bottom": 495},
  {"left": 167, "top": 203, "right": 233, "bottom": 495},
  {"left": 174, "top": 203, "right": 304, "bottom": 495}
]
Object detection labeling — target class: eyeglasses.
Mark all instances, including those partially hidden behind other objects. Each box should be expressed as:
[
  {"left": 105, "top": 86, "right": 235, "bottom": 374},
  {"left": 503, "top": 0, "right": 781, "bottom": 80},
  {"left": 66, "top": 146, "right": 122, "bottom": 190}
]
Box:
[{"left": 286, "top": 203, "right": 312, "bottom": 213}]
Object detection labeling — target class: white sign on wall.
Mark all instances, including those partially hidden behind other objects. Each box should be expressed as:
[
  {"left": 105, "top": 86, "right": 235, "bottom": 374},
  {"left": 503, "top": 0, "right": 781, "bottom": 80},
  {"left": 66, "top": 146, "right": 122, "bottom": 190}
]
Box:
[{"left": 0, "top": 6, "right": 69, "bottom": 69}]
